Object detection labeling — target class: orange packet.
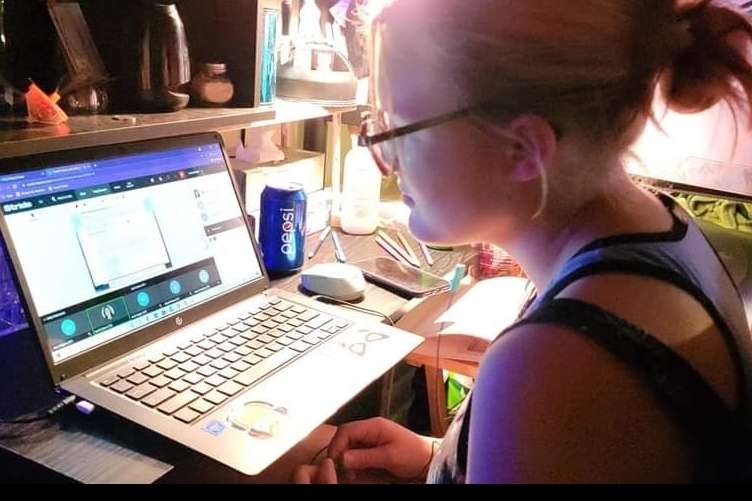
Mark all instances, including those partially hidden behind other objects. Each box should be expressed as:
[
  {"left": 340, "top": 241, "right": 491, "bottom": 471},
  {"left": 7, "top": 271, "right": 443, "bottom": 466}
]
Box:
[{"left": 25, "top": 81, "right": 69, "bottom": 125}]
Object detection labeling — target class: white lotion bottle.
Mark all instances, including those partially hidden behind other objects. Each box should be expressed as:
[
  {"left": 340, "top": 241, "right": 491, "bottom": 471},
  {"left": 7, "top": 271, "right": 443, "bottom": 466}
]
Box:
[
  {"left": 340, "top": 133, "right": 382, "bottom": 235},
  {"left": 294, "top": 0, "right": 321, "bottom": 70}
]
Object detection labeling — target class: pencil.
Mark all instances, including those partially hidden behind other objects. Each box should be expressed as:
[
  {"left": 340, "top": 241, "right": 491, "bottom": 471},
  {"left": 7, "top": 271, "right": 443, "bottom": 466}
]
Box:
[
  {"left": 331, "top": 231, "right": 346, "bottom": 263},
  {"left": 396, "top": 231, "right": 421, "bottom": 267},
  {"left": 375, "top": 235, "right": 411, "bottom": 266},
  {"left": 419, "top": 242, "right": 434, "bottom": 266},
  {"left": 307, "top": 225, "right": 332, "bottom": 259},
  {"left": 377, "top": 230, "right": 419, "bottom": 267}
]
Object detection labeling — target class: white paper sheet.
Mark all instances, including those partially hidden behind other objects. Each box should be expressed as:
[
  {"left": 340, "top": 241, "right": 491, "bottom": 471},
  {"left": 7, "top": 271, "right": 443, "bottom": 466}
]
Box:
[{"left": 434, "top": 276, "right": 534, "bottom": 341}]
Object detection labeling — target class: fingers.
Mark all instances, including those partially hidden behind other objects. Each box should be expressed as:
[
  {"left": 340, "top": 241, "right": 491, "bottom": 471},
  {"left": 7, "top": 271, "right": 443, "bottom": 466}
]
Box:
[
  {"left": 292, "top": 464, "right": 317, "bottom": 484},
  {"left": 327, "top": 417, "right": 390, "bottom": 458},
  {"left": 339, "top": 444, "right": 392, "bottom": 472},
  {"left": 292, "top": 458, "right": 339, "bottom": 484}
]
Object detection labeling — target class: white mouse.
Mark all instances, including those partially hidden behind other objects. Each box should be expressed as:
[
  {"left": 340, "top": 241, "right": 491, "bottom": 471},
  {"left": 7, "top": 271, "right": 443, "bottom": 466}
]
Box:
[{"left": 300, "top": 262, "right": 367, "bottom": 301}]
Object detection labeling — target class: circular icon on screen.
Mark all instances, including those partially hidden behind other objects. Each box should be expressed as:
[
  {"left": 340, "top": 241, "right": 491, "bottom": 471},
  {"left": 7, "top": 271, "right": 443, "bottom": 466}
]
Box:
[
  {"left": 137, "top": 291, "right": 151, "bottom": 307},
  {"left": 61, "top": 318, "right": 77, "bottom": 337},
  {"left": 198, "top": 270, "right": 210, "bottom": 284},
  {"left": 169, "top": 280, "right": 181, "bottom": 295}
]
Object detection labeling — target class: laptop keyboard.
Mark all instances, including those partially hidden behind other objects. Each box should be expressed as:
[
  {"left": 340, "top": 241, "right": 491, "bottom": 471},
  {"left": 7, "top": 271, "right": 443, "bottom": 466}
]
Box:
[{"left": 95, "top": 296, "right": 352, "bottom": 424}]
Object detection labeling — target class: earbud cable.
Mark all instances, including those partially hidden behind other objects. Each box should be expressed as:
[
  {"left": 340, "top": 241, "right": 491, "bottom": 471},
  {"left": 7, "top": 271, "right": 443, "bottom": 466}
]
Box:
[{"left": 434, "top": 263, "right": 467, "bottom": 434}]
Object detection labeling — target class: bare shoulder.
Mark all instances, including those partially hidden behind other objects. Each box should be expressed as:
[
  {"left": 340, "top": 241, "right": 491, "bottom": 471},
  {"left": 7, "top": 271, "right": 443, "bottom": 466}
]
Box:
[{"left": 466, "top": 321, "right": 697, "bottom": 483}]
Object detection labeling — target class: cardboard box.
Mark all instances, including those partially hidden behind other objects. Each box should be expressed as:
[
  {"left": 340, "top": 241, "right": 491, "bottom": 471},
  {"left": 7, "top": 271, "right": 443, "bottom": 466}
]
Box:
[{"left": 231, "top": 148, "right": 326, "bottom": 214}]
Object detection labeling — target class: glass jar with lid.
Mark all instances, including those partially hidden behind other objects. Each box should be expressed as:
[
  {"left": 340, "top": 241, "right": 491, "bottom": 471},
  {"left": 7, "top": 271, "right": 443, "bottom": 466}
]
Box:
[{"left": 191, "top": 62, "right": 234, "bottom": 106}]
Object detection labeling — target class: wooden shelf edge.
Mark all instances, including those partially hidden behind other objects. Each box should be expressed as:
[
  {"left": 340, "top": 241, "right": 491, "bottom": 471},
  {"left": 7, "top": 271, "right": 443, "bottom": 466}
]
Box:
[
  {"left": 248, "top": 99, "right": 357, "bottom": 129},
  {"left": 0, "top": 107, "right": 276, "bottom": 160},
  {"left": 0, "top": 99, "right": 360, "bottom": 160}
]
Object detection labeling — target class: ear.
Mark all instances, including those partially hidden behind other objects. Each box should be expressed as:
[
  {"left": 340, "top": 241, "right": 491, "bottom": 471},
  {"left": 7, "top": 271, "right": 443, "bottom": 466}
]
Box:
[{"left": 495, "top": 115, "right": 558, "bottom": 182}]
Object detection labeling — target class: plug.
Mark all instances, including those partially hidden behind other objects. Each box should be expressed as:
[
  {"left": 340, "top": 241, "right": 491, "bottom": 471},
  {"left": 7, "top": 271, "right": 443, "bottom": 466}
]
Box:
[{"left": 75, "top": 400, "right": 96, "bottom": 415}]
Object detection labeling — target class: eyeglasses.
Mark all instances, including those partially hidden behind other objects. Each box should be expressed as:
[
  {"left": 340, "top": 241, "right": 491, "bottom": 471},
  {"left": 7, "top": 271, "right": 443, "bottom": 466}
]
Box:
[
  {"left": 358, "top": 107, "right": 562, "bottom": 176},
  {"left": 358, "top": 107, "right": 473, "bottom": 176}
]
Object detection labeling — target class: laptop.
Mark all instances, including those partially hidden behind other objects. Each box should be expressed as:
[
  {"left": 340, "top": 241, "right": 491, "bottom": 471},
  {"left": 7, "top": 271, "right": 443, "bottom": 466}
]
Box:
[{"left": 0, "top": 131, "right": 423, "bottom": 476}]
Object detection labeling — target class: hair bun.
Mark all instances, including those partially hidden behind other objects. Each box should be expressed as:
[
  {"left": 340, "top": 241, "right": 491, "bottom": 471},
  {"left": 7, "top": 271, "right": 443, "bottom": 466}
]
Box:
[{"left": 663, "top": 2, "right": 752, "bottom": 114}]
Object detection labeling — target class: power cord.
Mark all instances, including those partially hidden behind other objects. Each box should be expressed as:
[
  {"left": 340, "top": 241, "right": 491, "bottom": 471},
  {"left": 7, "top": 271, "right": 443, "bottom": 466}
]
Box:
[
  {"left": 310, "top": 294, "right": 396, "bottom": 326},
  {"left": 0, "top": 395, "right": 76, "bottom": 425},
  {"left": 0, "top": 394, "right": 77, "bottom": 440}
]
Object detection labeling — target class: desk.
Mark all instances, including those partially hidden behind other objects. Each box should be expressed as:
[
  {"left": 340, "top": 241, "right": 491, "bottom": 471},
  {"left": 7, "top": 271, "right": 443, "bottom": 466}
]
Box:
[{"left": 0, "top": 229, "right": 475, "bottom": 483}]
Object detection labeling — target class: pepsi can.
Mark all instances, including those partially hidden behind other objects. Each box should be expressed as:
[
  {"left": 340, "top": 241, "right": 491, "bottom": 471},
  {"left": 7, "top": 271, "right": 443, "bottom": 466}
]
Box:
[{"left": 258, "top": 181, "right": 307, "bottom": 277}]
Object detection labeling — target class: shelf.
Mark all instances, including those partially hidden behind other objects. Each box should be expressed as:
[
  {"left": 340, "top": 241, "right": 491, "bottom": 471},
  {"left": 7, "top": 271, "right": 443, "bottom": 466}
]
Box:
[
  {"left": 0, "top": 107, "right": 276, "bottom": 161},
  {"left": 0, "top": 98, "right": 360, "bottom": 162},
  {"left": 248, "top": 99, "right": 357, "bottom": 129}
]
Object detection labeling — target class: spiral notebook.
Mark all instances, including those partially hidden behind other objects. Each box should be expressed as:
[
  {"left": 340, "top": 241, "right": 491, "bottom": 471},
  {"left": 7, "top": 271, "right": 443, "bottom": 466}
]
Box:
[{"left": 0, "top": 131, "right": 422, "bottom": 476}]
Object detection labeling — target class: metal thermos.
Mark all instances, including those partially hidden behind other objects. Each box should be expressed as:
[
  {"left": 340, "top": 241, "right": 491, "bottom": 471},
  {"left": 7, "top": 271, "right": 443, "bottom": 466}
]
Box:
[{"left": 136, "top": 2, "right": 191, "bottom": 112}]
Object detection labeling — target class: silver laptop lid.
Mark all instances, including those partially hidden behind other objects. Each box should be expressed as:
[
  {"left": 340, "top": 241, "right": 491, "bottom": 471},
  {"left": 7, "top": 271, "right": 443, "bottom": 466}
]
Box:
[{"left": 0, "top": 132, "right": 270, "bottom": 384}]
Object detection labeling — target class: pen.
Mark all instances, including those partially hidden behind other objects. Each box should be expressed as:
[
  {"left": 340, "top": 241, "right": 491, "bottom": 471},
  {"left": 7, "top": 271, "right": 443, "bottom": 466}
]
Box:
[
  {"left": 307, "top": 225, "right": 332, "bottom": 259},
  {"left": 396, "top": 231, "right": 421, "bottom": 267},
  {"left": 377, "top": 230, "right": 420, "bottom": 267},
  {"left": 375, "top": 235, "right": 412, "bottom": 266},
  {"left": 419, "top": 242, "right": 434, "bottom": 266},
  {"left": 331, "top": 230, "right": 346, "bottom": 263}
]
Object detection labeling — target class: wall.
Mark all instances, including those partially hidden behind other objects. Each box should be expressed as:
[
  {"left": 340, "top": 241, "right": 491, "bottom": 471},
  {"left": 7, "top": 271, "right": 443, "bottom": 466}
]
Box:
[{"left": 627, "top": 91, "right": 752, "bottom": 198}]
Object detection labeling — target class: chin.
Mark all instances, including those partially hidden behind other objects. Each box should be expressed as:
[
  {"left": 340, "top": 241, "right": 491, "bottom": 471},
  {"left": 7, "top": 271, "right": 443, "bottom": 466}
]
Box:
[
  {"left": 408, "top": 213, "right": 472, "bottom": 249},
  {"left": 407, "top": 215, "right": 445, "bottom": 246}
]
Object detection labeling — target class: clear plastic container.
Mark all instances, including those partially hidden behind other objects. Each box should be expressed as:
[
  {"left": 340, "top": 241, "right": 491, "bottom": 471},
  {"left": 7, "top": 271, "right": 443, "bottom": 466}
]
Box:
[
  {"left": 340, "top": 134, "right": 382, "bottom": 235},
  {"left": 293, "top": 0, "right": 321, "bottom": 70},
  {"left": 191, "top": 62, "right": 234, "bottom": 106}
]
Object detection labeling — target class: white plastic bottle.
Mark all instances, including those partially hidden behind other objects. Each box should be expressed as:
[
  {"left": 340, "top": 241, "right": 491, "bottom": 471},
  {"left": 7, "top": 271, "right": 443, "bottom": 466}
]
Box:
[
  {"left": 340, "top": 134, "right": 382, "bottom": 235},
  {"left": 294, "top": 0, "right": 321, "bottom": 70}
]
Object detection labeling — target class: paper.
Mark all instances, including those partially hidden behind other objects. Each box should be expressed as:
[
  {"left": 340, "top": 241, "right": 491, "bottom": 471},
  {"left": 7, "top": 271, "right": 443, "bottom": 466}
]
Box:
[
  {"left": 399, "top": 275, "right": 535, "bottom": 367},
  {"left": 236, "top": 127, "right": 285, "bottom": 164},
  {"left": 434, "top": 275, "right": 534, "bottom": 341}
]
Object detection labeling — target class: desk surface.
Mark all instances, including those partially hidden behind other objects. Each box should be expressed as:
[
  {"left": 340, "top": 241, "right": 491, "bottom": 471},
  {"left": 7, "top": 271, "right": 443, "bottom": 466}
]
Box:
[{"left": 0, "top": 228, "right": 474, "bottom": 484}]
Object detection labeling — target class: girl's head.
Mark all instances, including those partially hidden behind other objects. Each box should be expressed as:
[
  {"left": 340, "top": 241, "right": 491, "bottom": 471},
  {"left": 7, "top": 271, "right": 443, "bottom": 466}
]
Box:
[{"left": 360, "top": 0, "right": 752, "bottom": 246}]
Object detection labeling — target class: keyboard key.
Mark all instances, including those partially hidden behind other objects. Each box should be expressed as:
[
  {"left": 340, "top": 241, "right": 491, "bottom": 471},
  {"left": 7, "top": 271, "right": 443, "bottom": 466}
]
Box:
[
  {"left": 127, "top": 372, "right": 150, "bottom": 386},
  {"left": 203, "top": 390, "right": 228, "bottom": 406},
  {"left": 126, "top": 382, "right": 158, "bottom": 401},
  {"left": 158, "top": 390, "right": 199, "bottom": 415},
  {"left": 189, "top": 399, "right": 215, "bottom": 414},
  {"left": 100, "top": 297, "right": 352, "bottom": 426},
  {"left": 217, "top": 380, "right": 244, "bottom": 397},
  {"left": 235, "top": 349, "right": 297, "bottom": 387},
  {"left": 173, "top": 407, "right": 201, "bottom": 424},
  {"left": 142, "top": 387, "right": 177, "bottom": 407},
  {"left": 169, "top": 379, "right": 191, "bottom": 393}
]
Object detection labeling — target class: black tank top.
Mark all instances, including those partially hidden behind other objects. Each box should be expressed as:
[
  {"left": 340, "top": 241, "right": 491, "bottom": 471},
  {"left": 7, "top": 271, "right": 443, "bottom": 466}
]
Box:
[{"left": 426, "top": 193, "right": 752, "bottom": 484}]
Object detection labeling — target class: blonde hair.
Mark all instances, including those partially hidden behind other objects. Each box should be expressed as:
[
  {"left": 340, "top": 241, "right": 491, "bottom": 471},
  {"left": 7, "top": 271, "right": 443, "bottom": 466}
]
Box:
[{"left": 368, "top": 0, "right": 752, "bottom": 153}]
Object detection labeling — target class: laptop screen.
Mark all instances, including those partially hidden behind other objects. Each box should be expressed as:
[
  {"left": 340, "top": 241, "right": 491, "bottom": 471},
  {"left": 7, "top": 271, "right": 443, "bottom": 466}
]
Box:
[{"left": 0, "top": 133, "right": 263, "bottom": 366}]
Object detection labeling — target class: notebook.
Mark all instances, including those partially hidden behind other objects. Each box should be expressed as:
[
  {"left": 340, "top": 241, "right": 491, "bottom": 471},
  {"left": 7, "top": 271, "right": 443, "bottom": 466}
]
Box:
[{"left": 0, "top": 131, "right": 423, "bottom": 476}]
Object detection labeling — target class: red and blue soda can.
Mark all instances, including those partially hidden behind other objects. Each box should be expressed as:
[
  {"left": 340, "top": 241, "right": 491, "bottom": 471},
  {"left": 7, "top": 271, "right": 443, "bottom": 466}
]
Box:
[{"left": 258, "top": 181, "right": 307, "bottom": 277}]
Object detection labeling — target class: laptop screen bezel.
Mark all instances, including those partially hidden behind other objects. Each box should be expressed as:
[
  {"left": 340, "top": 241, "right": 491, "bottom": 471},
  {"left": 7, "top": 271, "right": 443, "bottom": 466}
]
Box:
[{"left": 0, "top": 131, "right": 272, "bottom": 385}]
